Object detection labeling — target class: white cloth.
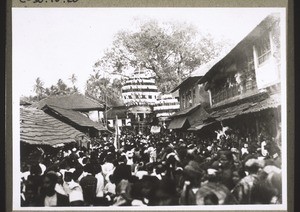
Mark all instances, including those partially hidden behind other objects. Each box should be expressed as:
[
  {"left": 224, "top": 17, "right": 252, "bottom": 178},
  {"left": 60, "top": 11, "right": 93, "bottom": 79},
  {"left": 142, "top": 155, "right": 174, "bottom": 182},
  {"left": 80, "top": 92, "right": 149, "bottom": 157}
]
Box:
[
  {"left": 21, "top": 171, "right": 30, "bottom": 181},
  {"left": 261, "top": 141, "right": 268, "bottom": 156},
  {"left": 55, "top": 183, "right": 67, "bottom": 196},
  {"left": 63, "top": 180, "right": 84, "bottom": 202},
  {"left": 241, "top": 147, "right": 249, "bottom": 155},
  {"left": 39, "top": 163, "right": 46, "bottom": 175},
  {"left": 69, "top": 186, "right": 84, "bottom": 202},
  {"left": 44, "top": 193, "right": 57, "bottom": 207},
  {"left": 135, "top": 171, "right": 148, "bottom": 180},
  {"left": 95, "top": 172, "right": 104, "bottom": 197},
  {"left": 102, "top": 162, "right": 114, "bottom": 177},
  {"left": 104, "top": 182, "right": 116, "bottom": 195}
]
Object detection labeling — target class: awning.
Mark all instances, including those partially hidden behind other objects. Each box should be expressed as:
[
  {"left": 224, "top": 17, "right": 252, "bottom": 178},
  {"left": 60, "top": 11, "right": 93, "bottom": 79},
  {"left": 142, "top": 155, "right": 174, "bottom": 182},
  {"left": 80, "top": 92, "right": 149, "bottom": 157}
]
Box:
[
  {"left": 168, "top": 116, "right": 188, "bottom": 129},
  {"left": 211, "top": 92, "right": 281, "bottom": 122},
  {"left": 169, "top": 104, "right": 210, "bottom": 130},
  {"left": 242, "top": 93, "right": 281, "bottom": 113},
  {"left": 188, "top": 93, "right": 280, "bottom": 131}
]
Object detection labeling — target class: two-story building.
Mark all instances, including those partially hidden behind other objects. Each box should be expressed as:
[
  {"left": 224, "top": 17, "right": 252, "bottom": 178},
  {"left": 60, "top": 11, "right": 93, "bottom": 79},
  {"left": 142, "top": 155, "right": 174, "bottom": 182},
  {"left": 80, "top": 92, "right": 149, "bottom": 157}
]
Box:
[
  {"left": 167, "top": 62, "right": 213, "bottom": 131},
  {"left": 193, "top": 13, "right": 282, "bottom": 145}
]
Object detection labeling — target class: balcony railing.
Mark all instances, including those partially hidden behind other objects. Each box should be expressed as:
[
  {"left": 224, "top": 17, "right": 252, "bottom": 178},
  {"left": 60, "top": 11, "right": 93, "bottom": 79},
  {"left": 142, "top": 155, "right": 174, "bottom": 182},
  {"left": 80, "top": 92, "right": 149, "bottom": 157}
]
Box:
[{"left": 211, "top": 79, "right": 257, "bottom": 105}]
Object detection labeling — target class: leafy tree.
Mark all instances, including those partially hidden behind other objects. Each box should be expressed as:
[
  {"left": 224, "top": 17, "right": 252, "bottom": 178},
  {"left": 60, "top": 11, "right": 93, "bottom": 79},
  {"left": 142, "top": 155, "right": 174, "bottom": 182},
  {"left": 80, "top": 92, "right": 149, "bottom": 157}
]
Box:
[
  {"left": 85, "top": 70, "right": 124, "bottom": 106},
  {"left": 94, "top": 19, "right": 230, "bottom": 93},
  {"left": 68, "top": 74, "right": 79, "bottom": 93},
  {"left": 31, "top": 75, "right": 79, "bottom": 101},
  {"left": 33, "top": 77, "right": 45, "bottom": 100}
]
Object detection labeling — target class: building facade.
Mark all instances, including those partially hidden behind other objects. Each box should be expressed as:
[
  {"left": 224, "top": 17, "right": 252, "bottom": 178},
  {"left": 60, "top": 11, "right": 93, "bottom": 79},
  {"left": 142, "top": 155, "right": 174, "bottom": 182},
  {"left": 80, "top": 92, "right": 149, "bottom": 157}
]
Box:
[
  {"left": 167, "top": 66, "right": 211, "bottom": 131},
  {"left": 192, "top": 13, "right": 282, "bottom": 148}
]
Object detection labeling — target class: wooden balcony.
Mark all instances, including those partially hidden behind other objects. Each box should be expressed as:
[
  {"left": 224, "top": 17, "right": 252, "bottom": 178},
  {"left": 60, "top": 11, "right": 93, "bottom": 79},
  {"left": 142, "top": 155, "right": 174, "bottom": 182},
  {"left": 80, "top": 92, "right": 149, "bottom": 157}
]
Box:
[{"left": 211, "top": 79, "right": 257, "bottom": 106}]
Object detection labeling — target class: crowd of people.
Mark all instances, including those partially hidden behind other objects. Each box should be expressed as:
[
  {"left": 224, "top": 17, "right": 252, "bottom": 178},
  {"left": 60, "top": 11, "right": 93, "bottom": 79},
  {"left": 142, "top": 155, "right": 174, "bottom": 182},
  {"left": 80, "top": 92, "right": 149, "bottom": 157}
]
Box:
[{"left": 20, "top": 125, "right": 282, "bottom": 207}]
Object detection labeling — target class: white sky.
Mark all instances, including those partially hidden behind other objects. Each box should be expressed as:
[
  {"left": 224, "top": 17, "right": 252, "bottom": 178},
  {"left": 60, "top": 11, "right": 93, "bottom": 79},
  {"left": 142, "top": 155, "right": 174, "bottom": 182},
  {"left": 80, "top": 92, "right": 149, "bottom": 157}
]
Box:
[{"left": 12, "top": 7, "right": 283, "bottom": 97}]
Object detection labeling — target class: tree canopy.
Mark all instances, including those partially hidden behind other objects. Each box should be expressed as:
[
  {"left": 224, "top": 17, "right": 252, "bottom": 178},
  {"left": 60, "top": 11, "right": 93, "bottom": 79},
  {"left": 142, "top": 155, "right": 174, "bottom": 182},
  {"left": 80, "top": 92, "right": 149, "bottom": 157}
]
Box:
[
  {"left": 27, "top": 75, "right": 79, "bottom": 102},
  {"left": 92, "top": 19, "right": 230, "bottom": 94}
]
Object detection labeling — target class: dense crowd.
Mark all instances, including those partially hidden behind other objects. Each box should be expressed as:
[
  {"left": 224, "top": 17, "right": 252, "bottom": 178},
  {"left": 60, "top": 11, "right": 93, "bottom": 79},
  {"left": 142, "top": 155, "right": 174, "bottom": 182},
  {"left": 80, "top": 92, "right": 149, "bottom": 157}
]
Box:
[{"left": 20, "top": 126, "right": 282, "bottom": 207}]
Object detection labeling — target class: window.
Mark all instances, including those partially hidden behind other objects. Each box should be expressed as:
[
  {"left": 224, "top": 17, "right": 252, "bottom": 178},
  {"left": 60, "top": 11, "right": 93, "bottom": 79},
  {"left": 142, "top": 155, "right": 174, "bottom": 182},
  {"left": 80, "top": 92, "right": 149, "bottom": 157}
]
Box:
[
  {"left": 142, "top": 95, "right": 146, "bottom": 99},
  {"left": 129, "top": 95, "right": 132, "bottom": 99},
  {"left": 255, "top": 32, "right": 271, "bottom": 66},
  {"left": 148, "top": 95, "right": 152, "bottom": 99},
  {"left": 122, "top": 119, "right": 126, "bottom": 126}
]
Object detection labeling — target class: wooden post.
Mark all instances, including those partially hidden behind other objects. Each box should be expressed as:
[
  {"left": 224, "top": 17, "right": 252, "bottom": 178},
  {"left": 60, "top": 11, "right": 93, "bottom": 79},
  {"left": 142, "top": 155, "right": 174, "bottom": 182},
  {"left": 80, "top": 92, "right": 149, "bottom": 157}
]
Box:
[{"left": 255, "top": 114, "right": 260, "bottom": 144}]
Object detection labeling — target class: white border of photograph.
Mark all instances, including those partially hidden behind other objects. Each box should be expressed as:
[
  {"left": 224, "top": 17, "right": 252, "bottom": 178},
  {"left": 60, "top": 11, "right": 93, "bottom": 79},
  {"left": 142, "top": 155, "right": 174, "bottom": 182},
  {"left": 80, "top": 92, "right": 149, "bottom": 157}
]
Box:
[{"left": 12, "top": 7, "right": 287, "bottom": 210}]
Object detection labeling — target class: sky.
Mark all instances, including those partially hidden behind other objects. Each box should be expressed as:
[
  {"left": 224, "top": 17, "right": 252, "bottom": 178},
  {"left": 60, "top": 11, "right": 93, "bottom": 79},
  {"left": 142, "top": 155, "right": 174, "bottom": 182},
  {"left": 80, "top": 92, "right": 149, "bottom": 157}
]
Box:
[{"left": 12, "top": 7, "right": 284, "bottom": 97}]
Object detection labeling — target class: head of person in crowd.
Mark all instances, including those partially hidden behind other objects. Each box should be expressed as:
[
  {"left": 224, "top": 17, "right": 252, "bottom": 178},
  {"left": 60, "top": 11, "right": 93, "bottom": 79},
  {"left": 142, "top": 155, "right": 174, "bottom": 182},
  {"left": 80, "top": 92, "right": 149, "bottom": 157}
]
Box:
[
  {"left": 148, "top": 178, "right": 178, "bottom": 206},
  {"left": 203, "top": 192, "right": 219, "bottom": 205},
  {"left": 232, "top": 168, "right": 246, "bottom": 186},
  {"left": 243, "top": 157, "right": 263, "bottom": 175},
  {"left": 183, "top": 160, "right": 203, "bottom": 188},
  {"left": 41, "top": 171, "right": 58, "bottom": 197},
  {"left": 250, "top": 181, "right": 278, "bottom": 204},
  {"left": 30, "top": 164, "right": 42, "bottom": 176},
  {"left": 22, "top": 181, "right": 39, "bottom": 206},
  {"left": 218, "top": 150, "right": 234, "bottom": 169}
]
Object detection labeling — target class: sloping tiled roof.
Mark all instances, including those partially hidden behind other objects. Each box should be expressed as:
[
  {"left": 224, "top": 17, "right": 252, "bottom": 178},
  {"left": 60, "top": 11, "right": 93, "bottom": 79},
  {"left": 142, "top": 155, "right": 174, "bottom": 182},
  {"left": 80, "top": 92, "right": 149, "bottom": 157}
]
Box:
[
  {"left": 20, "top": 108, "right": 90, "bottom": 146},
  {"left": 170, "top": 103, "right": 202, "bottom": 118},
  {"left": 20, "top": 99, "right": 32, "bottom": 106},
  {"left": 43, "top": 105, "right": 108, "bottom": 131},
  {"left": 210, "top": 92, "right": 280, "bottom": 121},
  {"left": 170, "top": 76, "right": 201, "bottom": 93},
  {"left": 31, "top": 93, "right": 105, "bottom": 111},
  {"left": 188, "top": 92, "right": 280, "bottom": 131},
  {"left": 170, "top": 56, "right": 226, "bottom": 93}
]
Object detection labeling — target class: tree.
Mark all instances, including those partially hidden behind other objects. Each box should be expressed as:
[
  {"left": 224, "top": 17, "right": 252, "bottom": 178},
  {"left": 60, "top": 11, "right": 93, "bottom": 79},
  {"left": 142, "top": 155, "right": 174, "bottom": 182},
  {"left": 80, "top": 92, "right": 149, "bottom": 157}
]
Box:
[
  {"left": 85, "top": 70, "right": 124, "bottom": 106},
  {"left": 94, "top": 19, "right": 230, "bottom": 93},
  {"left": 33, "top": 77, "right": 45, "bottom": 100},
  {"left": 68, "top": 74, "right": 79, "bottom": 93},
  {"left": 31, "top": 75, "right": 79, "bottom": 101},
  {"left": 69, "top": 74, "right": 77, "bottom": 85}
]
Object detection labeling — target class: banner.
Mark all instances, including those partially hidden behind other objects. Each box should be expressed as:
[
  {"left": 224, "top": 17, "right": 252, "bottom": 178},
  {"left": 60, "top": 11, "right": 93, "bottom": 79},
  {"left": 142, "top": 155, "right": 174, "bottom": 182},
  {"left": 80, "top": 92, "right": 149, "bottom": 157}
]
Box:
[{"left": 150, "top": 126, "right": 161, "bottom": 134}]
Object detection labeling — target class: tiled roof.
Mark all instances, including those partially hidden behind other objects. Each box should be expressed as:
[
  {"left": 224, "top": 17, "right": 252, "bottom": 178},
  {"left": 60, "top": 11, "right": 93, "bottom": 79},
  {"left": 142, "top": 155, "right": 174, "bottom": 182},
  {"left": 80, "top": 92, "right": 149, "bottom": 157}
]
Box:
[
  {"left": 43, "top": 105, "right": 108, "bottom": 131},
  {"left": 20, "top": 99, "right": 32, "bottom": 106},
  {"left": 170, "top": 76, "right": 201, "bottom": 93},
  {"left": 209, "top": 92, "right": 280, "bottom": 121},
  {"left": 170, "top": 103, "right": 202, "bottom": 118},
  {"left": 20, "top": 108, "right": 90, "bottom": 146},
  {"left": 188, "top": 92, "right": 281, "bottom": 131},
  {"left": 31, "top": 93, "right": 105, "bottom": 111}
]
